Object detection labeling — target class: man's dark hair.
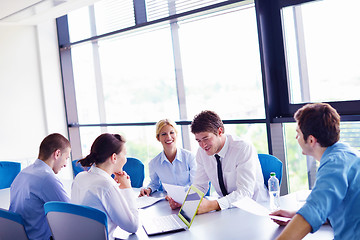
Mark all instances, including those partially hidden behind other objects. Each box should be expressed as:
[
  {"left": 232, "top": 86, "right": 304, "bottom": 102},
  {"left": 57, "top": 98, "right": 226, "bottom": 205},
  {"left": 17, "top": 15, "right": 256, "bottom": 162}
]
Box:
[
  {"left": 38, "top": 133, "right": 70, "bottom": 160},
  {"left": 294, "top": 103, "right": 340, "bottom": 147},
  {"left": 191, "top": 110, "right": 224, "bottom": 135}
]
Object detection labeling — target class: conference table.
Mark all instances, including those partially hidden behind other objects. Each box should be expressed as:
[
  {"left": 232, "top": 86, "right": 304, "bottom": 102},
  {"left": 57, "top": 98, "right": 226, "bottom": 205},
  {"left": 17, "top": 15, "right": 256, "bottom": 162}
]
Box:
[
  {"left": 114, "top": 190, "right": 334, "bottom": 240},
  {"left": 0, "top": 185, "right": 333, "bottom": 240}
]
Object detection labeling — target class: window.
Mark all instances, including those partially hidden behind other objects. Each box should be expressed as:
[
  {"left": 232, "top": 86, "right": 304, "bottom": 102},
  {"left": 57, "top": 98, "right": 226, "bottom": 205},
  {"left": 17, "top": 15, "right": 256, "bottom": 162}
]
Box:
[
  {"left": 98, "top": 26, "right": 179, "bottom": 123},
  {"left": 282, "top": 0, "right": 360, "bottom": 103},
  {"left": 60, "top": 0, "right": 360, "bottom": 193},
  {"left": 179, "top": 6, "right": 265, "bottom": 119}
]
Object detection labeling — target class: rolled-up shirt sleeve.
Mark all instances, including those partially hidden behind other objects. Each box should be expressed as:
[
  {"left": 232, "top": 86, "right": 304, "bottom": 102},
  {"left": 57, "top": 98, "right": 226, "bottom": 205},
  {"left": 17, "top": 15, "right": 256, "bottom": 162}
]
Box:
[{"left": 297, "top": 157, "right": 348, "bottom": 233}]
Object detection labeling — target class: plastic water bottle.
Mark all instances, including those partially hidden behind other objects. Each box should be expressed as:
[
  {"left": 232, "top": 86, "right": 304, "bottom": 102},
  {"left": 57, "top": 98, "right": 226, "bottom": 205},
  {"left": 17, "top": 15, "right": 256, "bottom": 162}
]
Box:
[{"left": 268, "top": 172, "right": 280, "bottom": 211}]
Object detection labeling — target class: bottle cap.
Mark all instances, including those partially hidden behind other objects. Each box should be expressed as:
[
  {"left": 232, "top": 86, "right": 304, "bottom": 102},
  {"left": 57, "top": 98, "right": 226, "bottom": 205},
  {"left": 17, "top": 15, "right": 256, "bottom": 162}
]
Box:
[{"left": 270, "top": 172, "right": 276, "bottom": 177}]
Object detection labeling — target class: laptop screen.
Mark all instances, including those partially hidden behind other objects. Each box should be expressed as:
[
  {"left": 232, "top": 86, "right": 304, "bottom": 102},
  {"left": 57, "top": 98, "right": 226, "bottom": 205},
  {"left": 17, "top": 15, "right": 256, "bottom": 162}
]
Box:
[{"left": 177, "top": 185, "right": 204, "bottom": 228}]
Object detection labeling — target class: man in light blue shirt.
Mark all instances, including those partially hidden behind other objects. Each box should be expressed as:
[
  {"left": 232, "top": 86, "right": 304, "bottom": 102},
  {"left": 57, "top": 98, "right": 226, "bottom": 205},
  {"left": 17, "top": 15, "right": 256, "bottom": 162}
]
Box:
[
  {"left": 272, "top": 103, "right": 360, "bottom": 240},
  {"left": 9, "top": 133, "right": 71, "bottom": 240}
]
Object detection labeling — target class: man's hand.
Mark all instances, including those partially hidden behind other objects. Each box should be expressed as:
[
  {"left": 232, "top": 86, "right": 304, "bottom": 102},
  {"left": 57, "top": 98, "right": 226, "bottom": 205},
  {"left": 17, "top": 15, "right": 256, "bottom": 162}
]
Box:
[
  {"left": 165, "top": 196, "right": 182, "bottom": 209},
  {"left": 197, "top": 198, "right": 220, "bottom": 214},
  {"left": 270, "top": 209, "right": 296, "bottom": 226}
]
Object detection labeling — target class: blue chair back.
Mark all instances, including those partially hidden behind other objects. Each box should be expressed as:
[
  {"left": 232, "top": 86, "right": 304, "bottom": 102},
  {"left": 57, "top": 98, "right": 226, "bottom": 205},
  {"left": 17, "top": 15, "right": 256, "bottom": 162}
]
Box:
[
  {"left": 123, "top": 157, "right": 145, "bottom": 188},
  {"left": 0, "top": 208, "right": 29, "bottom": 240},
  {"left": 258, "top": 154, "right": 283, "bottom": 188},
  {"left": 0, "top": 161, "right": 21, "bottom": 189},
  {"left": 72, "top": 159, "right": 89, "bottom": 177},
  {"left": 44, "top": 201, "right": 108, "bottom": 240}
]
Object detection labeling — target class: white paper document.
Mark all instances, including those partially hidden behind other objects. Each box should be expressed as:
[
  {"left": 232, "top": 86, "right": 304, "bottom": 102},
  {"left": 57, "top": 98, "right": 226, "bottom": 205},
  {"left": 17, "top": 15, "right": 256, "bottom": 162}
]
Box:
[
  {"left": 162, "top": 183, "right": 188, "bottom": 204},
  {"left": 136, "top": 195, "right": 165, "bottom": 209},
  {"left": 232, "top": 196, "right": 291, "bottom": 222}
]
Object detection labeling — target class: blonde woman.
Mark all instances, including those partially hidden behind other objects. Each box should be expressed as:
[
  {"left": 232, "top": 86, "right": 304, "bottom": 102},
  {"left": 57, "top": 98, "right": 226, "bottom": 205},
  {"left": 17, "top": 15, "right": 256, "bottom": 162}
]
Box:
[{"left": 139, "top": 119, "right": 196, "bottom": 197}]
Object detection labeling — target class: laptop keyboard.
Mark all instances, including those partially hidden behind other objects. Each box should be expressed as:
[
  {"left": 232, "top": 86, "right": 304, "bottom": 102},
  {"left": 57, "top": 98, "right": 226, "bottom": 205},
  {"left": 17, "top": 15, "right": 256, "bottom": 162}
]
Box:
[{"left": 153, "top": 215, "right": 182, "bottom": 231}]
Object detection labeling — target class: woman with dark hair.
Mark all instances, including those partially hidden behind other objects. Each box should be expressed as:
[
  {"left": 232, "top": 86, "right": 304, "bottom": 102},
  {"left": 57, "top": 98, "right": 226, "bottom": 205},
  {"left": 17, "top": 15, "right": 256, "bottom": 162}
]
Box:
[{"left": 71, "top": 133, "right": 139, "bottom": 239}]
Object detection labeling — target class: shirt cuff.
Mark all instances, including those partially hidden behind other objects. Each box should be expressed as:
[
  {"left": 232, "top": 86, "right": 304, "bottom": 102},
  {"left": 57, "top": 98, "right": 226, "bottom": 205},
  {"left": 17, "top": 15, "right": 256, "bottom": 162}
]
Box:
[{"left": 217, "top": 197, "right": 230, "bottom": 210}]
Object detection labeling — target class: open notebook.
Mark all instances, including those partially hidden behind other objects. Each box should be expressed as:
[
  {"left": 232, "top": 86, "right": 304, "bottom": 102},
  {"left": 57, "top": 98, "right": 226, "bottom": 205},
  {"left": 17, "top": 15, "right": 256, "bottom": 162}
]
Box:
[{"left": 142, "top": 185, "right": 204, "bottom": 236}]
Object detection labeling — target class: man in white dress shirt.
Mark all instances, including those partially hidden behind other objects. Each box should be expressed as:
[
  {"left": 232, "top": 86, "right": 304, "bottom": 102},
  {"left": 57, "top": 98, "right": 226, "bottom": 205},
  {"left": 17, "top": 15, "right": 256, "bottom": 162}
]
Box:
[{"left": 190, "top": 110, "right": 268, "bottom": 214}]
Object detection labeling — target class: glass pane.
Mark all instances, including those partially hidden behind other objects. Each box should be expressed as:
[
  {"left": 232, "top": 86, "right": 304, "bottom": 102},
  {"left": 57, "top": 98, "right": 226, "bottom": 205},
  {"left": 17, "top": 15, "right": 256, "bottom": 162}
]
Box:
[
  {"left": 107, "top": 125, "right": 183, "bottom": 185},
  {"left": 283, "top": 0, "right": 360, "bottom": 103},
  {"left": 189, "top": 123, "right": 268, "bottom": 154},
  {"left": 284, "top": 123, "right": 308, "bottom": 193},
  {"left": 98, "top": 26, "right": 179, "bottom": 123},
  {"left": 340, "top": 122, "right": 360, "bottom": 151},
  {"left": 94, "top": 0, "right": 135, "bottom": 36},
  {"left": 78, "top": 127, "right": 102, "bottom": 157},
  {"left": 145, "top": 0, "right": 226, "bottom": 22},
  {"left": 71, "top": 43, "right": 100, "bottom": 124},
  {"left": 68, "top": 6, "right": 92, "bottom": 43},
  {"left": 179, "top": 6, "right": 265, "bottom": 119}
]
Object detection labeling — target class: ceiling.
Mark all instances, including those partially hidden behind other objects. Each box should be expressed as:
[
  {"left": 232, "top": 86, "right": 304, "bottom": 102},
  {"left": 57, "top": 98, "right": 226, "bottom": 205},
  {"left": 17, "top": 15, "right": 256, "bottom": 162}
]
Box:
[{"left": 0, "top": 0, "right": 99, "bottom": 25}]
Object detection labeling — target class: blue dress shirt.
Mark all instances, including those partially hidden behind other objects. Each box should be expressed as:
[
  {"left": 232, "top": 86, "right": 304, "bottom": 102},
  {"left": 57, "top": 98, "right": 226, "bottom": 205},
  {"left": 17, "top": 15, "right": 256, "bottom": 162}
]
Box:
[
  {"left": 147, "top": 148, "right": 196, "bottom": 192},
  {"left": 9, "top": 159, "right": 70, "bottom": 240},
  {"left": 297, "top": 142, "right": 360, "bottom": 239}
]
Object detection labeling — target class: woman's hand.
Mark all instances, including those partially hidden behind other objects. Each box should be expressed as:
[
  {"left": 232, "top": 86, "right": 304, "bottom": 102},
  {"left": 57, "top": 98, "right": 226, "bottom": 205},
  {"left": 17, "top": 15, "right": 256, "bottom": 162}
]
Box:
[
  {"left": 165, "top": 195, "right": 182, "bottom": 210},
  {"left": 114, "top": 171, "right": 131, "bottom": 189},
  {"left": 139, "top": 188, "right": 152, "bottom": 197}
]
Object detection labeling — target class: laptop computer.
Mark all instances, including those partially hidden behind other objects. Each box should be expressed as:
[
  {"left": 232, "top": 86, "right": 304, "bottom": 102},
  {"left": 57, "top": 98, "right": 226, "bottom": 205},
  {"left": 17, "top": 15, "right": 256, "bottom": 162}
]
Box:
[{"left": 142, "top": 185, "right": 204, "bottom": 236}]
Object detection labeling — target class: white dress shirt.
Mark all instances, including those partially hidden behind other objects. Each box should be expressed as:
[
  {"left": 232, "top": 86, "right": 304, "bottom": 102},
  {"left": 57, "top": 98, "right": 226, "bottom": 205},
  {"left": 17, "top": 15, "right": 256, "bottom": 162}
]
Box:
[
  {"left": 193, "top": 134, "right": 268, "bottom": 210},
  {"left": 71, "top": 166, "right": 139, "bottom": 240}
]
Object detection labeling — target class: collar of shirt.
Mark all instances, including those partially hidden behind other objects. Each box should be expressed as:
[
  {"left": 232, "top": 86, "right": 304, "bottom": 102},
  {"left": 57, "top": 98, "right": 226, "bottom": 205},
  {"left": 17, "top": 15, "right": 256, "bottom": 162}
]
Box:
[
  {"left": 89, "top": 165, "right": 118, "bottom": 187},
  {"left": 214, "top": 135, "right": 229, "bottom": 160},
  {"left": 160, "top": 148, "right": 183, "bottom": 164},
  {"left": 34, "top": 158, "right": 55, "bottom": 175}
]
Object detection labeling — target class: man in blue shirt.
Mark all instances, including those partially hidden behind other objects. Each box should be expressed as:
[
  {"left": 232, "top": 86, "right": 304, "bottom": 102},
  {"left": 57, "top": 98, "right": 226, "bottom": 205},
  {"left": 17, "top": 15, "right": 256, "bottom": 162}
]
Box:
[
  {"left": 9, "top": 133, "right": 71, "bottom": 240},
  {"left": 271, "top": 103, "right": 360, "bottom": 240}
]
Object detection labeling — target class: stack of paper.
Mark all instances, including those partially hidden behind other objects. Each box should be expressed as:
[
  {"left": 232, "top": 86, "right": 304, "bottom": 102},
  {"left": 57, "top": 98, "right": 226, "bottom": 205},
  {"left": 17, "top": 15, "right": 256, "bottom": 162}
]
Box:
[
  {"left": 136, "top": 195, "right": 165, "bottom": 209},
  {"left": 232, "top": 196, "right": 291, "bottom": 222}
]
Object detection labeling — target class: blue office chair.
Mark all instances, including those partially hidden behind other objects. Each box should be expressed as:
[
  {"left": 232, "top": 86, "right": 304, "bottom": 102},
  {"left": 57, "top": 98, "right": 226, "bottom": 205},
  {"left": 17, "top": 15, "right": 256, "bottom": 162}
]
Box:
[
  {"left": 44, "top": 201, "right": 108, "bottom": 240},
  {"left": 258, "top": 154, "right": 283, "bottom": 188},
  {"left": 0, "top": 161, "right": 21, "bottom": 189},
  {"left": 205, "top": 182, "right": 211, "bottom": 196},
  {"left": 123, "top": 157, "right": 145, "bottom": 188},
  {"left": 0, "top": 208, "right": 29, "bottom": 240},
  {"left": 71, "top": 159, "right": 89, "bottom": 177}
]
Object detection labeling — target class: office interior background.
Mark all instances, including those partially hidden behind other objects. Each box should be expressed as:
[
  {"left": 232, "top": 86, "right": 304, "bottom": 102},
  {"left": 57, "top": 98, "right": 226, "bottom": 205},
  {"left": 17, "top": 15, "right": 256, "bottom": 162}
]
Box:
[{"left": 1, "top": 0, "right": 359, "bottom": 195}]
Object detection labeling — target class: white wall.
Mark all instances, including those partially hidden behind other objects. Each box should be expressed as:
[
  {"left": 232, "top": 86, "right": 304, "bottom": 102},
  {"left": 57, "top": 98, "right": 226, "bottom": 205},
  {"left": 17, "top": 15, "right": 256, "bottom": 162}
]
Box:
[{"left": 0, "top": 21, "right": 70, "bottom": 178}]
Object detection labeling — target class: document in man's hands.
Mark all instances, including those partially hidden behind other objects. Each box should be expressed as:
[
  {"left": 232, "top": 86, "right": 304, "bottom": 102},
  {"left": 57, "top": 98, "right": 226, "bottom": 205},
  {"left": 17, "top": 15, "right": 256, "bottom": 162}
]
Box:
[
  {"left": 162, "top": 183, "right": 188, "bottom": 204},
  {"left": 232, "top": 196, "right": 291, "bottom": 222},
  {"left": 136, "top": 195, "right": 165, "bottom": 209}
]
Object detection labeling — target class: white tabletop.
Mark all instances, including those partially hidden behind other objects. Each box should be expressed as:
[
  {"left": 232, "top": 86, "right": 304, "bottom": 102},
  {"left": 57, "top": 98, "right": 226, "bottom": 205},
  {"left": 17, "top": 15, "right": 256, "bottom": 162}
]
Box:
[
  {"left": 0, "top": 184, "right": 333, "bottom": 240},
  {"left": 114, "top": 191, "right": 334, "bottom": 240}
]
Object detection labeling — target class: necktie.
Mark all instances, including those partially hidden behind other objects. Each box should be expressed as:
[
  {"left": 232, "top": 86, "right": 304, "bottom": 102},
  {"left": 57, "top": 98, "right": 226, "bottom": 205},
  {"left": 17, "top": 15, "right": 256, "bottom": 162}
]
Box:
[{"left": 215, "top": 154, "right": 228, "bottom": 196}]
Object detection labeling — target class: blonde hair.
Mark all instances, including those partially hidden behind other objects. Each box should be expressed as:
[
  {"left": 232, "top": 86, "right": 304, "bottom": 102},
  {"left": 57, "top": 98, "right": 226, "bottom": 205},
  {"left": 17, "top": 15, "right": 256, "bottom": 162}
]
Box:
[{"left": 155, "top": 119, "right": 178, "bottom": 141}]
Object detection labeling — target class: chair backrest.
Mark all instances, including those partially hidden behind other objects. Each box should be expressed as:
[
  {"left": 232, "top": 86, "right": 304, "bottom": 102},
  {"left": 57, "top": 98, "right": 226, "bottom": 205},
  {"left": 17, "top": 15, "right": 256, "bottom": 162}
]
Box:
[
  {"left": 0, "top": 161, "right": 21, "bottom": 189},
  {"left": 258, "top": 154, "right": 283, "bottom": 188},
  {"left": 0, "top": 208, "right": 29, "bottom": 240},
  {"left": 123, "top": 157, "right": 145, "bottom": 188},
  {"left": 72, "top": 159, "right": 89, "bottom": 177},
  {"left": 44, "top": 201, "right": 108, "bottom": 240}
]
